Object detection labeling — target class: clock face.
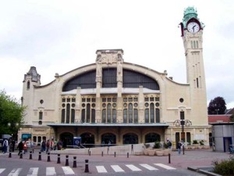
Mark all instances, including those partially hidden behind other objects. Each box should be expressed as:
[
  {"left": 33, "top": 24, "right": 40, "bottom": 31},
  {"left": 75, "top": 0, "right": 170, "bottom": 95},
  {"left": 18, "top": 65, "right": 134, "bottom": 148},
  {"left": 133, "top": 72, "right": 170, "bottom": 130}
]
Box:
[{"left": 187, "top": 22, "right": 200, "bottom": 33}]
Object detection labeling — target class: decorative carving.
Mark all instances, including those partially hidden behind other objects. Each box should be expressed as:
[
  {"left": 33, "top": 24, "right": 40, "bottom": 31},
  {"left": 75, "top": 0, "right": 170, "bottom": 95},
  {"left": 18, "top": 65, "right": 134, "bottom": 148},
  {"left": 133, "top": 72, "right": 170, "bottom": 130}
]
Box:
[{"left": 173, "top": 119, "right": 192, "bottom": 127}]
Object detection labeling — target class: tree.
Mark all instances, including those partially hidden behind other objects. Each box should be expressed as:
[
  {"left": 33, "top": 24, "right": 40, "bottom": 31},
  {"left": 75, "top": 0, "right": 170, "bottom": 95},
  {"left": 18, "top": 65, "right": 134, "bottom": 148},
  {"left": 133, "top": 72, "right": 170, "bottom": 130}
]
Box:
[
  {"left": 208, "top": 96, "right": 227, "bottom": 115},
  {"left": 0, "top": 90, "right": 24, "bottom": 138}
]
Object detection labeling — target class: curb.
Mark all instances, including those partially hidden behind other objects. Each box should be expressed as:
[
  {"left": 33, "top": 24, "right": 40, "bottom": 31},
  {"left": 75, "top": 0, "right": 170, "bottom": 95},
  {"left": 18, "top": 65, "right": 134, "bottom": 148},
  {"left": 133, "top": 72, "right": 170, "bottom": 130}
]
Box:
[{"left": 187, "top": 166, "right": 222, "bottom": 176}]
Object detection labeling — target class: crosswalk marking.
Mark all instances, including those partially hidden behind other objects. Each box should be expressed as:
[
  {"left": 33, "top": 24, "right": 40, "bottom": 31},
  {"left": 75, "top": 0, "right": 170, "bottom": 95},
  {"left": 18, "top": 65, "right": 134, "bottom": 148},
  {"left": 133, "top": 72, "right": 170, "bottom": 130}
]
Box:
[
  {"left": 96, "top": 166, "right": 107, "bottom": 173},
  {"left": 62, "top": 166, "right": 75, "bottom": 175},
  {"left": 140, "top": 164, "right": 158, "bottom": 171},
  {"left": 8, "top": 168, "right": 22, "bottom": 176},
  {"left": 154, "top": 163, "right": 176, "bottom": 170},
  {"left": 126, "top": 164, "right": 141, "bottom": 171},
  {"left": 0, "top": 163, "right": 176, "bottom": 175},
  {"left": 111, "top": 165, "right": 125, "bottom": 172},
  {"left": 0, "top": 168, "right": 5, "bottom": 174},
  {"left": 46, "top": 167, "right": 56, "bottom": 175},
  {"left": 0, "top": 167, "right": 76, "bottom": 176},
  {"left": 27, "top": 167, "right": 38, "bottom": 176}
]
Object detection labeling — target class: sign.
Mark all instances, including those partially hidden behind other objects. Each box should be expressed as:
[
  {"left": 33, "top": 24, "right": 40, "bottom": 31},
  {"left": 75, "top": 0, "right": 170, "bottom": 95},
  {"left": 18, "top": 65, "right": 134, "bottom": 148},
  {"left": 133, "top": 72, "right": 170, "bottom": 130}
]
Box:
[
  {"left": 22, "top": 133, "right": 31, "bottom": 140},
  {"left": 73, "top": 137, "right": 81, "bottom": 147}
]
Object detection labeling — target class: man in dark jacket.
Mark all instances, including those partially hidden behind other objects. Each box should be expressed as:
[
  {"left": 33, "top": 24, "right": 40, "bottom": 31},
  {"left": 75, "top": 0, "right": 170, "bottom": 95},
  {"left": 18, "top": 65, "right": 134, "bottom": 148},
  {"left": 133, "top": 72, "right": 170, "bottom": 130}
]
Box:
[{"left": 17, "top": 141, "right": 24, "bottom": 155}]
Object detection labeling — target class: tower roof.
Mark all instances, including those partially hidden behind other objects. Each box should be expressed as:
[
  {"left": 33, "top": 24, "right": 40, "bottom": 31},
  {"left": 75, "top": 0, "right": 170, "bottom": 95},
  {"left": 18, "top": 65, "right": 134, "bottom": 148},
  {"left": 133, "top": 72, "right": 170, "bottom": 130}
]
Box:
[{"left": 182, "top": 6, "right": 204, "bottom": 28}]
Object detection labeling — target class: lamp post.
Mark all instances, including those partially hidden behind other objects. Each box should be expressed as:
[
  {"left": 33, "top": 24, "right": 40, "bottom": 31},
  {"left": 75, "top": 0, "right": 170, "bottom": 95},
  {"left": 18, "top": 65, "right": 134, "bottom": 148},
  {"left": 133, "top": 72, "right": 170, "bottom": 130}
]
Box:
[
  {"left": 7, "top": 122, "right": 19, "bottom": 139},
  {"left": 180, "top": 119, "right": 185, "bottom": 155},
  {"left": 173, "top": 110, "right": 192, "bottom": 155}
]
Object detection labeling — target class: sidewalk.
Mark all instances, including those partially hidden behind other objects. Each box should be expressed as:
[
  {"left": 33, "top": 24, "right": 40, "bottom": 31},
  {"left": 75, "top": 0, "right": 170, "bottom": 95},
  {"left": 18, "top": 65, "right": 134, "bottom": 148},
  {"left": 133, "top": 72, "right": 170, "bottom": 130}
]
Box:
[{"left": 50, "top": 148, "right": 231, "bottom": 169}]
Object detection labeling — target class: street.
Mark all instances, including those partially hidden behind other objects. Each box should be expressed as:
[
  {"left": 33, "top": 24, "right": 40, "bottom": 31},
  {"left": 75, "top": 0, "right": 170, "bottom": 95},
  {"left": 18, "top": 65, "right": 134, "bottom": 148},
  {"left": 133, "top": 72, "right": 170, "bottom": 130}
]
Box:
[{"left": 1, "top": 148, "right": 229, "bottom": 176}]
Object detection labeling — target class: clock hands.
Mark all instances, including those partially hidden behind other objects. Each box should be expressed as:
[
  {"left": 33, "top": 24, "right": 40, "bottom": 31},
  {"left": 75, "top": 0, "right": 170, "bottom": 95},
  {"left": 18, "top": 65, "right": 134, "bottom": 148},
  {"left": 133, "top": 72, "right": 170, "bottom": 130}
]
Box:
[{"left": 192, "top": 25, "right": 196, "bottom": 32}]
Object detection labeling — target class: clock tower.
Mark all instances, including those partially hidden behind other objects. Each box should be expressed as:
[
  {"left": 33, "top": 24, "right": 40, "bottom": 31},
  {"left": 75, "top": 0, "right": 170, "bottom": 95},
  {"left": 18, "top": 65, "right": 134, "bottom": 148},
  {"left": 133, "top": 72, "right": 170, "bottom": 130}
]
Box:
[{"left": 180, "top": 7, "right": 208, "bottom": 125}]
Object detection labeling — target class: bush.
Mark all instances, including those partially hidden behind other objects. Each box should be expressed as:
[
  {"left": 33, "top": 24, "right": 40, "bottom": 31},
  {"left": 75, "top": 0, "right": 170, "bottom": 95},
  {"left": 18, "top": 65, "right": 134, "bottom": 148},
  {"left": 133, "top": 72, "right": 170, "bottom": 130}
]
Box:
[
  {"left": 144, "top": 143, "right": 150, "bottom": 148},
  {"left": 199, "top": 140, "right": 204, "bottom": 145},
  {"left": 153, "top": 141, "right": 161, "bottom": 149},
  {"left": 212, "top": 156, "right": 234, "bottom": 175},
  {"left": 192, "top": 140, "right": 198, "bottom": 144}
]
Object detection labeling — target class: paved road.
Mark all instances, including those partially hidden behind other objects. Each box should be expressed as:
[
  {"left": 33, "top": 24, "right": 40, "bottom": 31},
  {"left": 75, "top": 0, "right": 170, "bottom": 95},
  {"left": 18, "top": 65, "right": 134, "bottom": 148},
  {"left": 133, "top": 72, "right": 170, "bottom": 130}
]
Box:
[{"left": 0, "top": 148, "right": 231, "bottom": 175}]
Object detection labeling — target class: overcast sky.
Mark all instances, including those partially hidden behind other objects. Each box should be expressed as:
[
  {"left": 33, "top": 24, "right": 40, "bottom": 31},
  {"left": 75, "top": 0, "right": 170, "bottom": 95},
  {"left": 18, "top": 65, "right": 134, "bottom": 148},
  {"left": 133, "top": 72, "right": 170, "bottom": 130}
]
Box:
[{"left": 0, "top": 0, "right": 234, "bottom": 109}]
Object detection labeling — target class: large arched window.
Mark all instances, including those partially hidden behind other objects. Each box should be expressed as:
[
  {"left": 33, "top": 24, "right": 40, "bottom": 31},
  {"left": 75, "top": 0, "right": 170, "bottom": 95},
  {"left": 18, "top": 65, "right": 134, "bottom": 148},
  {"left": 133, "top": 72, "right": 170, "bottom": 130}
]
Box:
[
  {"left": 123, "top": 69, "right": 159, "bottom": 90},
  {"left": 62, "top": 70, "right": 96, "bottom": 91}
]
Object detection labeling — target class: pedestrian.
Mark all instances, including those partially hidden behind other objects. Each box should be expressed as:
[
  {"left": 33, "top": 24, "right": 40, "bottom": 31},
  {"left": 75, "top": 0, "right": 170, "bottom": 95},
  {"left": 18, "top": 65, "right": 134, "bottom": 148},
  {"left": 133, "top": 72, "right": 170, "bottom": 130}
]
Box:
[
  {"left": 46, "top": 139, "right": 50, "bottom": 153},
  {"left": 17, "top": 141, "right": 24, "bottom": 155},
  {"left": 166, "top": 139, "right": 172, "bottom": 149},
  {"left": 2, "top": 139, "right": 8, "bottom": 154},
  {"left": 177, "top": 141, "right": 182, "bottom": 154},
  {"left": 11, "top": 139, "right": 15, "bottom": 152},
  {"left": 40, "top": 139, "right": 46, "bottom": 152}
]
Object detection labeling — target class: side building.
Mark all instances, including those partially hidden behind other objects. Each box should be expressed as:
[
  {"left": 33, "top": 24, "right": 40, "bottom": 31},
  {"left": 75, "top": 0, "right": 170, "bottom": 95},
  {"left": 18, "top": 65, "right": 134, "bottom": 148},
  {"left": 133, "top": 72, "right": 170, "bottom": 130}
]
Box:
[{"left": 18, "top": 7, "right": 210, "bottom": 148}]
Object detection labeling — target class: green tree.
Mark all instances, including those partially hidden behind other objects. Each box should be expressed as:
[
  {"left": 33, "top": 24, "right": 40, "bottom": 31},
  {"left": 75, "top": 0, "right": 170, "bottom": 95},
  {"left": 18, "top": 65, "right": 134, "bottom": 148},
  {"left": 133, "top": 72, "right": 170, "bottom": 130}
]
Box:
[
  {"left": 0, "top": 90, "right": 24, "bottom": 138},
  {"left": 208, "top": 96, "right": 227, "bottom": 115}
]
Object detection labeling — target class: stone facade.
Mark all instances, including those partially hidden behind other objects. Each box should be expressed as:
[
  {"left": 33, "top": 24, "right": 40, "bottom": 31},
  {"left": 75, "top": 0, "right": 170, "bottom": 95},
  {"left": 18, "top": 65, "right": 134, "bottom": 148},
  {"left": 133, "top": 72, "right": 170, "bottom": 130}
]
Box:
[{"left": 18, "top": 7, "right": 210, "bottom": 148}]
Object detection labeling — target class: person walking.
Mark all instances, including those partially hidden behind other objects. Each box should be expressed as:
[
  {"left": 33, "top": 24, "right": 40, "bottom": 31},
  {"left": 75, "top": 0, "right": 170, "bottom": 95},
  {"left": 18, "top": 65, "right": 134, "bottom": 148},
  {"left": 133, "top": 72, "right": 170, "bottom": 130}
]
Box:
[
  {"left": 17, "top": 141, "right": 24, "bottom": 155},
  {"left": 177, "top": 141, "right": 182, "bottom": 154},
  {"left": 2, "top": 139, "right": 8, "bottom": 154}
]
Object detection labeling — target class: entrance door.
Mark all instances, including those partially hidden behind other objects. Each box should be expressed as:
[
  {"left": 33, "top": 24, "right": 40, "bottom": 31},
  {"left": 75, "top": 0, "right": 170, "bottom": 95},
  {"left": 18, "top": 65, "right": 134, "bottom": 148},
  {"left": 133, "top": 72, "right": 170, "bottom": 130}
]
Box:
[
  {"left": 60, "top": 132, "right": 73, "bottom": 148},
  {"left": 223, "top": 137, "right": 232, "bottom": 152}
]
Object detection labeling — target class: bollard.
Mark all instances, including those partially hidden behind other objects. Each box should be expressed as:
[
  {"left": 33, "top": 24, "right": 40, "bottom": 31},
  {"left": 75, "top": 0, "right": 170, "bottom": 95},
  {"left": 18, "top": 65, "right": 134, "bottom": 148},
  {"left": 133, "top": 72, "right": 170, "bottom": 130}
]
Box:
[
  {"left": 88, "top": 150, "right": 91, "bottom": 156},
  {"left": 29, "top": 151, "right": 32, "bottom": 159},
  {"left": 9, "top": 152, "right": 12, "bottom": 158},
  {"left": 101, "top": 151, "right": 103, "bottom": 157},
  {"left": 47, "top": 152, "right": 50, "bottom": 162},
  {"left": 73, "top": 156, "right": 77, "bottom": 168},
  {"left": 38, "top": 152, "right": 41, "bottom": 161},
  {"left": 114, "top": 152, "right": 116, "bottom": 157},
  {"left": 168, "top": 153, "right": 171, "bottom": 164},
  {"left": 183, "top": 146, "right": 185, "bottom": 155},
  {"left": 84, "top": 159, "right": 89, "bottom": 173},
  {"left": 57, "top": 154, "right": 61, "bottom": 164},
  {"left": 65, "top": 155, "right": 69, "bottom": 166},
  {"left": 20, "top": 151, "right": 23, "bottom": 159},
  {"left": 127, "top": 152, "right": 129, "bottom": 158}
]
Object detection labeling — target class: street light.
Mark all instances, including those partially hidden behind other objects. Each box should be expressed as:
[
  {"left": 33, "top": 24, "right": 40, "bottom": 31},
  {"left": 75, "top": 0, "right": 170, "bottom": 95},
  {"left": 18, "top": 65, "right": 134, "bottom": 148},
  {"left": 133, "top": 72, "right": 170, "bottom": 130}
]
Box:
[
  {"left": 7, "top": 122, "right": 19, "bottom": 139},
  {"left": 173, "top": 110, "right": 192, "bottom": 155}
]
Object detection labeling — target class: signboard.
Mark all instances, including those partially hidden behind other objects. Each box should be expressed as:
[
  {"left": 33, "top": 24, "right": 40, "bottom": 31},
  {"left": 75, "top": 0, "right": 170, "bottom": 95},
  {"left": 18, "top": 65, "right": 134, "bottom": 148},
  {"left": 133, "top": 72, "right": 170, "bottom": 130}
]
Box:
[
  {"left": 21, "top": 133, "right": 31, "bottom": 140},
  {"left": 73, "top": 137, "right": 81, "bottom": 147}
]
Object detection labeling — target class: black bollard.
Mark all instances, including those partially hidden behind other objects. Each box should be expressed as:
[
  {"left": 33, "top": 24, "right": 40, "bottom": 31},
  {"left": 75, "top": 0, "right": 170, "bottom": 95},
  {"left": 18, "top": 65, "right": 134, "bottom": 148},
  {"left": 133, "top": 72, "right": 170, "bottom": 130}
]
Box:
[
  {"left": 65, "top": 155, "right": 69, "bottom": 166},
  {"left": 9, "top": 152, "right": 12, "bottom": 158},
  {"left": 29, "top": 151, "right": 32, "bottom": 159},
  {"left": 38, "top": 152, "right": 41, "bottom": 161},
  {"left": 84, "top": 159, "right": 89, "bottom": 173},
  {"left": 73, "top": 156, "right": 77, "bottom": 168},
  {"left": 47, "top": 152, "right": 50, "bottom": 162},
  {"left": 57, "top": 154, "right": 61, "bottom": 164},
  {"left": 114, "top": 152, "right": 116, "bottom": 157},
  {"left": 168, "top": 153, "right": 171, "bottom": 164},
  {"left": 127, "top": 152, "right": 129, "bottom": 158},
  {"left": 101, "top": 151, "right": 103, "bottom": 157},
  {"left": 20, "top": 151, "right": 23, "bottom": 159}
]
